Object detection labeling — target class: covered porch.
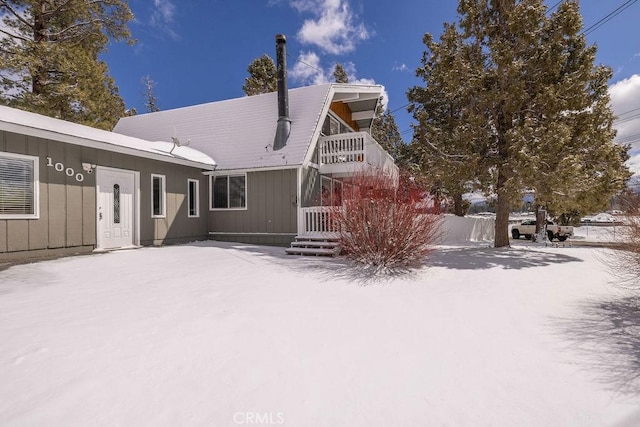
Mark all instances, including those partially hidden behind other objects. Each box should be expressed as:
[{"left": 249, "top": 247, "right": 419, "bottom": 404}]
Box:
[{"left": 300, "top": 131, "right": 399, "bottom": 236}]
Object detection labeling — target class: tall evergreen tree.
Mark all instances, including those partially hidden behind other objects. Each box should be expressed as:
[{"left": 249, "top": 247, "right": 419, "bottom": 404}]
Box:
[
  {"left": 408, "top": 24, "right": 481, "bottom": 216},
  {"left": 409, "top": 0, "right": 630, "bottom": 247},
  {"left": 332, "top": 63, "right": 349, "bottom": 83},
  {"left": 242, "top": 54, "right": 277, "bottom": 96},
  {"left": 0, "top": 0, "right": 134, "bottom": 130},
  {"left": 142, "top": 75, "right": 159, "bottom": 113},
  {"left": 370, "top": 105, "right": 407, "bottom": 167}
]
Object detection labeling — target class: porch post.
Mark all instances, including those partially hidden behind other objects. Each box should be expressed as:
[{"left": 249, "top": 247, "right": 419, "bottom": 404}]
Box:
[{"left": 297, "top": 167, "right": 304, "bottom": 236}]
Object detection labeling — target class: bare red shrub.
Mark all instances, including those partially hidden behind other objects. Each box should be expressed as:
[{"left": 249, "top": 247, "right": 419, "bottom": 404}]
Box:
[
  {"left": 331, "top": 171, "right": 442, "bottom": 269},
  {"left": 606, "top": 191, "right": 640, "bottom": 289}
]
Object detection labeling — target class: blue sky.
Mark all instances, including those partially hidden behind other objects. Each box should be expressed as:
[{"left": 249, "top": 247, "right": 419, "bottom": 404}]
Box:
[{"left": 104, "top": 0, "right": 640, "bottom": 168}]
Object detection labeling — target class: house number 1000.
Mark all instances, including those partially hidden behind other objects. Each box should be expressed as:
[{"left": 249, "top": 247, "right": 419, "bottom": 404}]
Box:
[{"left": 46, "top": 157, "right": 84, "bottom": 182}]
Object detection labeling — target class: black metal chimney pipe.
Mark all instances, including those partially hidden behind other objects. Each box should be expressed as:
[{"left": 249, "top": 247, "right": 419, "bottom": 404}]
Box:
[{"left": 273, "top": 33, "right": 290, "bottom": 150}]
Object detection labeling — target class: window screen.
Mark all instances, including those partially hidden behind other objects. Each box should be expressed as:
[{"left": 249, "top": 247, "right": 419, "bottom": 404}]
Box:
[{"left": 0, "top": 153, "right": 37, "bottom": 217}]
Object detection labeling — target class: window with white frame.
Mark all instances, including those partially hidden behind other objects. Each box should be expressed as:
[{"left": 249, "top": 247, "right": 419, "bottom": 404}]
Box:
[
  {"left": 320, "top": 176, "right": 343, "bottom": 206},
  {"left": 0, "top": 152, "right": 39, "bottom": 219},
  {"left": 321, "top": 113, "right": 352, "bottom": 136},
  {"left": 188, "top": 179, "right": 199, "bottom": 217},
  {"left": 151, "top": 174, "right": 166, "bottom": 218},
  {"left": 211, "top": 174, "right": 246, "bottom": 209}
]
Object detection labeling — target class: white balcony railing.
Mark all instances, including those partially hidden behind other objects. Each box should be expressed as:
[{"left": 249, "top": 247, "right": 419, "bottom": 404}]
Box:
[{"left": 318, "top": 132, "right": 398, "bottom": 178}]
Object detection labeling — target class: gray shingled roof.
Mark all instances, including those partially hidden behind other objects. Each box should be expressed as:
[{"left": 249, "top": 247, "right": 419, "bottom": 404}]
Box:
[{"left": 113, "top": 83, "right": 383, "bottom": 171}]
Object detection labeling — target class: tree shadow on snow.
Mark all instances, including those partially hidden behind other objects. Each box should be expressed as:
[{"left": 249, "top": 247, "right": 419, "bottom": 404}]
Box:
[
  {"left": 554, "top": 296, "right": 640, "bottom": 397},
  {"left": 208, "top": 241, "right": 422, "bottom": 285},
  {"left": 277, "top": 257, "right": 423, "bottom": 286},
  {"left": 429, "top": 246, "right": 583, "bottom": 270}
]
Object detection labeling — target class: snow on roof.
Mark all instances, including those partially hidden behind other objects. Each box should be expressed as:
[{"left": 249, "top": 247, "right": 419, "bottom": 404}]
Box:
[
  {"left": 114, "top": 83, "right": 384, "bottom": 171},
  {"left": 0, "top": 106, "right": 216, "bottom": 170}
]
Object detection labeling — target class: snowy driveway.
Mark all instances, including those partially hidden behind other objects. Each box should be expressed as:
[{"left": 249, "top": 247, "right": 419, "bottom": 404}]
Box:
[{"left": 1, "top": 241, "right": 640, "bottom": 426}]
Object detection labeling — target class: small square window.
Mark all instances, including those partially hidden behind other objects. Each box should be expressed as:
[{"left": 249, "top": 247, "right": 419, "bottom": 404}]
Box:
[
  {"left": 0, "top": 152, "right": 39, "bottom": 219},
  {"left": 211, "top": 174, "right": 246, "bottom": 210}
]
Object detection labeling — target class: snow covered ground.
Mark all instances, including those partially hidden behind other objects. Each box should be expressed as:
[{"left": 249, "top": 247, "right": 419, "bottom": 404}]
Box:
[
  {"left": 1, "top": 241, "right": 640, "bottom": 426},
  {"left": 573, "top": 224, "right": 629, "bottom": 244}
]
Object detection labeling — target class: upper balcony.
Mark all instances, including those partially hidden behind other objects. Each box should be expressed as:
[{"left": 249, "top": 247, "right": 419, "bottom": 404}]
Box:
[{"left": 318, "top": 132, "right": 399, "bottom": 179}]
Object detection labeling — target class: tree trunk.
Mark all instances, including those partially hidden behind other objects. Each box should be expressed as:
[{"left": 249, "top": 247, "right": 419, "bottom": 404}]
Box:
[
  {"left": 534, "top": 204, "right": 545, "bottom": 234},
  {"left": 32, "top": 2, "right": 47, "bottom": 96},
  {"left": 494, "top": 169, "right": 511, "bottom": 248},
  {"left": 453, "top": 193, "right": 465, "bottom": 216},
  {"left": 535, "top": 204, "right": 547, "bottom": 242}
]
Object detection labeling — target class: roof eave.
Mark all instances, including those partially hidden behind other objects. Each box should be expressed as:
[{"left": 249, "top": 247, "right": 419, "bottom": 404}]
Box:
[{"left": 0, "top": 120, "right": 216, "bottom": 170}]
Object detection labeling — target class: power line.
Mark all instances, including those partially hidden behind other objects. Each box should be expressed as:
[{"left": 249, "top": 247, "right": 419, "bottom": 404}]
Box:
[
  {"left": 613, "top": 107, "right": 640, "bottom": 125},
  {"left": 390, "top": 103, "right": 410, "bottom": 114},
  {"left": 614, "top": 113, "right": 640, "bottom": 125},
  {"left": 548, "top": 1, "right": 564, "bottom": 14},
  {"left": 286, "top": 53, "right": 323, "bottom": 74},
  {"left": 615, "top": 132, "right": 640, "bottom": 143},
  {"left": 583, "top": 0, "right": 639, "bottom": 36},
  {"left": 616, "top": 106, "right": 640, "bottom": 118}
]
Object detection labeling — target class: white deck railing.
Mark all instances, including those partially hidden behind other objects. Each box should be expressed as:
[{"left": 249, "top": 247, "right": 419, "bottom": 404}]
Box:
[
  {"left": 301, "top": 206, "right": 340, "bottom": 235},
  {"left": 318, "top": 132, "right": 398, "bottom": 178},
  {"left": 319, "top": 133, "right": 365, "bottom": 164}
]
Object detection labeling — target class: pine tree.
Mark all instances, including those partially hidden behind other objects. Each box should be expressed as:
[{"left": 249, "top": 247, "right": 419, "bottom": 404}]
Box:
[
  {"left": 409, "top": 0, "right": 630, "bottom": 247},
  {"left": 142, "top": 75, "right": 160, "bottom": 113},
  {"left": 370, "top": 105, "right": 408, "bottom": 168},
  {"left": 333, "top": 63, "right": 349, "bottom": 83},
  {"left": 242, "top": 54, "right": 277, "bottom": 96},
  {"left": 408, "top": 25, "right": 481, "bottom": 216},
  {"left": 0, "top": 0, "right": 134, "bottom": 130}
]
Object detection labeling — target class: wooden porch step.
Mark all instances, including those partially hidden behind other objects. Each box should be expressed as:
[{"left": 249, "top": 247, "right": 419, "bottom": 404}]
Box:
[
  {"left": 285, "top": 246, "right": 341, "bottom": 256},
  {"left": 286, "top": 234, "right": 341, "bottom": 257},
  {"left": 295, "top": 234, "right": 340, "bottom": 242},
  {"left": 290, "top": 240, "right": 340, "bottom": 248}
]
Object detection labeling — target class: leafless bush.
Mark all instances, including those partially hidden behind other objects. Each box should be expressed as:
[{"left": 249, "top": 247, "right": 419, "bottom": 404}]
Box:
[
  {"left": 331, "top": 171, "right": 442, "bottom": 270},
  {"left": 606, "top": 191, "right": 640, "bottom": 289}
]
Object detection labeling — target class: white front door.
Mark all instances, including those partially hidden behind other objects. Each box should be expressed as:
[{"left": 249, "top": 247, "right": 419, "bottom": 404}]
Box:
[{"left": 96, "top": 167, "right": 137, "bottom": 250}]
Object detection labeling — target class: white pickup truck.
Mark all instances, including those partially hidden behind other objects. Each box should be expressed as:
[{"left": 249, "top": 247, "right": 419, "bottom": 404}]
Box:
[{"left": 511, "top": 220, "right": 573, "bottom": 242}]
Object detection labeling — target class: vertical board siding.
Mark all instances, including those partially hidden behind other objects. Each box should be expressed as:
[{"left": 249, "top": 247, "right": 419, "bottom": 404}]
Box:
[
  {"left": 145, "top": 161, "right": 208, "bottom": 245},
  {"left": 7, "top": 221, "right": 29, "bottom": 252},
  {"left": 47, "top": 140, "right": 67, "bottom": 248},
  {"left": 209, "top": 169, "right": 297, "bottom": 236},
  {"left": 329, "top": 102, "right": 359, "bottom": 131},
  {"left": 65, "top": 143, "right": 83, "bottom": 247},
  {"left": 0, "top": 221, "right": 6, "bottom": 252},
  {"left": 0, "top": 130, "right": 209, "bottom": 258},
  {"left": 29, "top": 137, "right": 49, "bottom": 250},
  {"left": 81, "top": 146, "right": 97, "bottom": 247}
]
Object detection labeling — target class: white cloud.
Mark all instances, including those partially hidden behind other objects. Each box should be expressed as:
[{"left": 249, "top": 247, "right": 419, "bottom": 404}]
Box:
[
  {"left": 150, "top": 0, "right": 179, "bottom": 40},
  {"left": 289, "top": 52, "right": 330, "bottom": 85},
  {"left": 151, "top": 0, "right": 175, "bottom": 23},
  {"left": 290, "top": 51, "right": 329, "bottom": 85},
  {"left": 289, "top": 0, "right": 370, "bottom": 55},
  {"left": 392, "top": 63, "right": 409, "bottom": 72},
  {"left": 289, "top": 52, "right": 388, "bottom": 108},
  {"left": 626, "top": 152, "right": 640, "bottom": 175},
  {"left": 610, "top": 74, "right": 640, "bottom": 174}
]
